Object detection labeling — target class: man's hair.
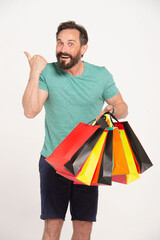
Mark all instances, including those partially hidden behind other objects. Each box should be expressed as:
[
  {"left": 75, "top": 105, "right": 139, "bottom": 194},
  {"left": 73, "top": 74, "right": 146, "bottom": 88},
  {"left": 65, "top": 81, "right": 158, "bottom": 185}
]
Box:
[{"left": 56, "top": 21, "right": 88, "bottom": 46}]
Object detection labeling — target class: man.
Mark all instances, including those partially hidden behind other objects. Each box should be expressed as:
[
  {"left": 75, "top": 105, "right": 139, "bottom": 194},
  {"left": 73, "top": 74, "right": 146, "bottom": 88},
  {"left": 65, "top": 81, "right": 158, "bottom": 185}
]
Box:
[{"left": 22, "top": 21, "right": 128, "bottom": 240}]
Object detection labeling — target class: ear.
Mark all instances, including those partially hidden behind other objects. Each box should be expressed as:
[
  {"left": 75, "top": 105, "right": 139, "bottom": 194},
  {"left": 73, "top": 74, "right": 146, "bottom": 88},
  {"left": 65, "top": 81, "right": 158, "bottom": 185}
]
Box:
[{"left": 81, "top": 44, "right": 88, "bottom": 55}]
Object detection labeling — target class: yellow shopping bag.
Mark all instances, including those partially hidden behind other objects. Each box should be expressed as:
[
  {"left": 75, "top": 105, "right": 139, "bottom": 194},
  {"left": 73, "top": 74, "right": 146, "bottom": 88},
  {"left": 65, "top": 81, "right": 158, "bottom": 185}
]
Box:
[
  {"left": 119, "top": 130, "right": 140, "bottom": 183},
  {"left": 76, "top": 131, "right": 108, "bottom": 185}
]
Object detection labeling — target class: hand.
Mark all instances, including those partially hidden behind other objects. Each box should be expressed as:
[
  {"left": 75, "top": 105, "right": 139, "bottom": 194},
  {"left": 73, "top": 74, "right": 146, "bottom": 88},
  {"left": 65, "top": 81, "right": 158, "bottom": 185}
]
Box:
[
  {"left": 24, "top": 51, "right": 48, "bottom": 75},
  {"left": 96, "top": 105, "right": 114, "bottom": 122}
]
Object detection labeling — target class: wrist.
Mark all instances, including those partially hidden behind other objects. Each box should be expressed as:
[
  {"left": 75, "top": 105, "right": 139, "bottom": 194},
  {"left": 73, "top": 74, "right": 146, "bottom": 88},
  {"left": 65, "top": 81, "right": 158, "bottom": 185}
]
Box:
[
  {"left": 30, "top": 70, "right": 40, "bottom": 78},
  {"left": 29, "top": 71, "right": 40, "bottom": 82}
]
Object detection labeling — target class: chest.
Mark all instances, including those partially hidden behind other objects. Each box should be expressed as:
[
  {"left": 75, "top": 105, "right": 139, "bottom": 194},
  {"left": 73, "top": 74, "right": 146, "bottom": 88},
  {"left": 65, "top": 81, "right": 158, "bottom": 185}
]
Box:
[{"left": 47, "top": 75, "right": 103, "bottom": 107}]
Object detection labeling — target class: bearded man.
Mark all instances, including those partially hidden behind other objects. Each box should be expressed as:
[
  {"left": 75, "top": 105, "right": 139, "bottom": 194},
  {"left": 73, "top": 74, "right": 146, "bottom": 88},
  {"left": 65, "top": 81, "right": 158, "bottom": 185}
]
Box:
[{"left": 22, "top": 21, "right": 128, "bottom": 240}]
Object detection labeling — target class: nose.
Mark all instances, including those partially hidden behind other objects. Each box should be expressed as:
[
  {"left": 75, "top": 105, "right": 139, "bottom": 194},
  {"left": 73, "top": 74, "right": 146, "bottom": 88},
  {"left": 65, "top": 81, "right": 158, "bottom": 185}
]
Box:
[{"left": 60, "top": 43, "right": 68, "bottom": 53}]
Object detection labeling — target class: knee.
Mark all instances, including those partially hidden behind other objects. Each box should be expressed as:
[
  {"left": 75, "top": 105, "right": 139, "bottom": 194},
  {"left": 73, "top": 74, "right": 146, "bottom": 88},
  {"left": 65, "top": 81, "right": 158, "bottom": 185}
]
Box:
[
  {"left": 74, "top": 231, "right": 91, "bottom": 240},
  {"left": 72, "top": 221, "right": 93, "bottom": 240},
  {"left": 43, "top": 219, "right": 64, "bottom": 240}
]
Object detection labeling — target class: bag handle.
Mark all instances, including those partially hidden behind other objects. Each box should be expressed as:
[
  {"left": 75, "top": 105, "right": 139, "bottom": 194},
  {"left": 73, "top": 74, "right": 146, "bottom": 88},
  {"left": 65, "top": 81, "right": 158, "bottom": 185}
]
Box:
[
  {"left": 103, "top": 111, "right": 119, "bottom": 123},
  {"left": 86, "top": 111, "right": 119, "bottom": 126}
]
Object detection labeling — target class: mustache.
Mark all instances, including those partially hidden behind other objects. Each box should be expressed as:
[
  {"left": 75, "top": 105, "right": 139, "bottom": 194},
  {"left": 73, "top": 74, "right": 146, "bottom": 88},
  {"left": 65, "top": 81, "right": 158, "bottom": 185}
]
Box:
[{"left": 56, "top": 52, "right": 72, "bottom": 59}]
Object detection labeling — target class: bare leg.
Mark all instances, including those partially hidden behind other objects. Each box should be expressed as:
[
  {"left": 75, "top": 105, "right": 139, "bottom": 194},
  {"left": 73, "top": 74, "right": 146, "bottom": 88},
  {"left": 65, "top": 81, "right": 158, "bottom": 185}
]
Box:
[
  {"left": 42, "top": 219, "right": 64, "bottom": 240},
  {"left": 71, "top": 220, "right": 93, "bottom": 240}
]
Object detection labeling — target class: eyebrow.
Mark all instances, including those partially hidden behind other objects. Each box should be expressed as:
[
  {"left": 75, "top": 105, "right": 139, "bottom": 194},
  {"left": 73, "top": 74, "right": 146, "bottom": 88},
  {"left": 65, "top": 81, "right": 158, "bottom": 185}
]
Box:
[{"left": 57, "top": 39, "right": 76, "bottom": 42}]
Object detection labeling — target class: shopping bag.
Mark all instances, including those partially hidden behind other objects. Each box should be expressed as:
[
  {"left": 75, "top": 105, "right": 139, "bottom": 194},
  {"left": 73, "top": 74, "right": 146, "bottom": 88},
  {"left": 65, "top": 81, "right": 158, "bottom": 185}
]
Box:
[
  {"left": 100, "top": 112, "right": 153, "bottom": 174},
  {"left": 46, "top": 111, "right": 152, "bottom": 186},
  {"left": 73, "top": 127, "right": 127, "bottom": 186},
  {"left": 91, "top": 132, "right": 107, "bottom": 184},
  {"left": 96, "top": 116, "right": 129, "bottom": 177},
  {"left": 64, "top": 128, "right": 104, "bottom": 175},
  {"left": 103, "top": 121, "right": 139, "bottom": 184},
  {"left": 71, "top": 126, "right": 124, "bottom": 186},
  {"left": 112, "top": 127, "right": 130, "bottom": 175},
  {"left": 96, "top": 112, "right": 153, "bottom": 184},
  {"left": 45, "top": 122, "right": 100, "bottom": 176},
  {"left": 119, "top": 125, "right": 140, "bottom": 183},
  {"left": 114, "top": 121, "right": 153, "bottom": 173},
  {"left": 96, "top": 127, "right": 130, "bottom": 185},
  {"left": 76, "top": 126, "right": 129, "bottom": 186},
  {"left": 76, "top": 131, "right": 108, "bottom": 185},
  {"left": 97, "top": 130, "right": 113, "bottom": 185}
]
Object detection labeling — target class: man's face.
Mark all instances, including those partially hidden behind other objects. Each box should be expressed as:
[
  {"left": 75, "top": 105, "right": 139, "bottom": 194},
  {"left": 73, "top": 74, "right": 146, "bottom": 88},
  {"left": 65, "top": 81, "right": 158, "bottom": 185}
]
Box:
[{"left": 56, "top": 29, "right": 83, "bottom": 69}]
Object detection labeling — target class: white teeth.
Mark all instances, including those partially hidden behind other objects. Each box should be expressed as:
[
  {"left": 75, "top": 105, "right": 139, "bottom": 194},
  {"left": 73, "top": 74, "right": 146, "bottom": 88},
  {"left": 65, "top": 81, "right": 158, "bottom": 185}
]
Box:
[{"left": 61, "top": 55, "right": 69, "bottom": 58}]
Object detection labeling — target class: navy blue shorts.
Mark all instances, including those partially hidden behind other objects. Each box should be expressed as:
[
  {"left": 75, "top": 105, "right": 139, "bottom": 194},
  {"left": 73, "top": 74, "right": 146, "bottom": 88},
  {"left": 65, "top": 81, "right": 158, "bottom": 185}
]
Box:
[{"left": 39, "top": 155, "right": 99, "bottom": 222}]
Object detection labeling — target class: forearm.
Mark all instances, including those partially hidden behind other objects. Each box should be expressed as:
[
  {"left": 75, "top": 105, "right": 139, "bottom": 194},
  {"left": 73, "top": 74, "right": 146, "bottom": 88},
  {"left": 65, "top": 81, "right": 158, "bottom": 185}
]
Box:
[{"left": 22, "top": 72, "right": 41, "bottom": 118}]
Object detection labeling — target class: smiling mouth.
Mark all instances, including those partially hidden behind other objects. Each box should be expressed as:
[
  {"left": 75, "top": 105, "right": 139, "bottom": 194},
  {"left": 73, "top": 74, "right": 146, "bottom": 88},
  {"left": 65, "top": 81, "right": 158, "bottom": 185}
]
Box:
[{"left": 60, "top": 55, "right": 70, "bottom": 59}]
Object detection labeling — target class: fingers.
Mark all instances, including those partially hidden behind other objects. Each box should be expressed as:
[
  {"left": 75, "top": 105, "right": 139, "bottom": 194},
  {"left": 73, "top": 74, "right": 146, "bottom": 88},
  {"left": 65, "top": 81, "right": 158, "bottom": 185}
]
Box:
[
  {"left": 24, "top": 51, "right": 31, "bottom": 62},
  {"left": 96, "top": 114, "right": 102, "bottom": 122},
  {"left": 96, "top": 106, "right": 113, "bottom": 122}
]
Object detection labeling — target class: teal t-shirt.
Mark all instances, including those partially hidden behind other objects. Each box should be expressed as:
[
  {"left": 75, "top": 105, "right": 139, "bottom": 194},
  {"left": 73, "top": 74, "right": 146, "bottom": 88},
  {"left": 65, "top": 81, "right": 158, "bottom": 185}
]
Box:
[{"left": 39, "top": 61, "right": 119, "bottom": 158}]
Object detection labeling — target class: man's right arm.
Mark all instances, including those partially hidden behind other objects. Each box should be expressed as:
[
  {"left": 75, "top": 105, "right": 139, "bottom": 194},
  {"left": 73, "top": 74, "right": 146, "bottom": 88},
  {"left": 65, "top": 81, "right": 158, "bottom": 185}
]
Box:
[
  {"left": 22, "top": 72, "right": 48, "bottom": 118},
  {"left": 22, "top": 52, "right": 48, "bottom": 118}
]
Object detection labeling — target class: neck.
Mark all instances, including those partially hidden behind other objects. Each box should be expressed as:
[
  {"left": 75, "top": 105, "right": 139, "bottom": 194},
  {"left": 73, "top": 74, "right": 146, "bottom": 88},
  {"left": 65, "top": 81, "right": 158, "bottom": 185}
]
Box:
[{"left": 64, "top": 60, "right": 84, "bottom": 76}]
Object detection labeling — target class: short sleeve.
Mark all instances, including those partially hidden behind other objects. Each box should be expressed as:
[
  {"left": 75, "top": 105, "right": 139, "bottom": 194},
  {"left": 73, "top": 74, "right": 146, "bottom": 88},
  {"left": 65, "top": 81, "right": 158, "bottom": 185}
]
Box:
[
  {"left": 39, "top": 72, "right": 49, "bottom": 92},
  {"left": 102, "top": 67, "right": 119, "bottom": 100}
]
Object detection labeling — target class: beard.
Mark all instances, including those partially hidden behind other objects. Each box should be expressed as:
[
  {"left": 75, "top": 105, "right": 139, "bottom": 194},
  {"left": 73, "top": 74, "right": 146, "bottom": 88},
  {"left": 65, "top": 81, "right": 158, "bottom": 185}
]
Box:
[{"left": 56, "top": 49, "right": 82, "bottom": 70}]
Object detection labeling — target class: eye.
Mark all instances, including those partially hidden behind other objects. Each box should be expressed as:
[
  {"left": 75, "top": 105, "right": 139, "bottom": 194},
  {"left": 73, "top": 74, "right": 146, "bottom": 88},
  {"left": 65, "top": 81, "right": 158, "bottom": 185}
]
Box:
[
  {"left": 57, "top": 42, "right": 63, "bottom": 46},
  {"left": 68, "top": 42, "right": 74, "bottom": 46}
]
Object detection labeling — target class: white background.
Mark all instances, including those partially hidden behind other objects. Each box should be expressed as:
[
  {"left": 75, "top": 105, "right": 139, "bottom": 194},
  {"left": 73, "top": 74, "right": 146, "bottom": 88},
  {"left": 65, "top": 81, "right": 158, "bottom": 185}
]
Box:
[{"left": 0, "top": 0, "right": 160, "bottom": 239}]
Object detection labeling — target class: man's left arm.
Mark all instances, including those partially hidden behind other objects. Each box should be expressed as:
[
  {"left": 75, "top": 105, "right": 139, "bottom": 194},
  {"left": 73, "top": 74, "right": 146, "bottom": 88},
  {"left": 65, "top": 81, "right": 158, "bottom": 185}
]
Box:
[{"left": 96, "top": 92, "right": 128, "bottom": 121}]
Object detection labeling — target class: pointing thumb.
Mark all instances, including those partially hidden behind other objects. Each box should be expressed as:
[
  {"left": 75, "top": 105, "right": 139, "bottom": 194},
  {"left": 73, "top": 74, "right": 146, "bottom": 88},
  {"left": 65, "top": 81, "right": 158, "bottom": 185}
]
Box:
[{"left": 24, "top": 51, "right": 31, "bottom": 62}]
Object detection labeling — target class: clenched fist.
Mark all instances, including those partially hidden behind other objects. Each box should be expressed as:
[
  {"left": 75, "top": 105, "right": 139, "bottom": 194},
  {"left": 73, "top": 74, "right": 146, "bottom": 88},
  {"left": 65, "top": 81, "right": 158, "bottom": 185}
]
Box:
[
  {"left": 96, "top": 105, "right": 114, "bottom": 121},
  {"left": 24, "top": 51, "right": 48, "bottom": 75}
]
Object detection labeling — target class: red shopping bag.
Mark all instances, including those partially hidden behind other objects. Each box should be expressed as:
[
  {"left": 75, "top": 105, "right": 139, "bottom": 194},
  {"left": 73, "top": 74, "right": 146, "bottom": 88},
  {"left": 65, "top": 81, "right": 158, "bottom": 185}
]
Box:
[{"left": 45, "top": 122, "right": 100, "bottom": 176}]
